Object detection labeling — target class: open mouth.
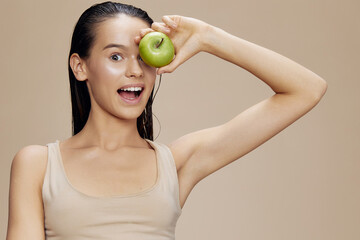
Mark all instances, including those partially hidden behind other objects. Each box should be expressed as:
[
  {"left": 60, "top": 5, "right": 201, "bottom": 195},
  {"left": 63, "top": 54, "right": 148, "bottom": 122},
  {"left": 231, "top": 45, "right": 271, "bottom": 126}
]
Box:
[{"left": 117, "top": 86, "right": 143, "bottom": 100}]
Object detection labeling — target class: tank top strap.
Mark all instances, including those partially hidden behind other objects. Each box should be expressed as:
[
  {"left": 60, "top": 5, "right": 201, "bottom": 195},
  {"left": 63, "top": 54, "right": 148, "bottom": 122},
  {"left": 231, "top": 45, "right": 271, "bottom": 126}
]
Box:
[
  {"left": 145, "top": 139, "right": 181, "bottom": 212},
  {"left": 152, "top": 141, "right": 178, "bottom": 183},
  {"left": 42, "top": 140, "right": 68, "bottom": 201}
]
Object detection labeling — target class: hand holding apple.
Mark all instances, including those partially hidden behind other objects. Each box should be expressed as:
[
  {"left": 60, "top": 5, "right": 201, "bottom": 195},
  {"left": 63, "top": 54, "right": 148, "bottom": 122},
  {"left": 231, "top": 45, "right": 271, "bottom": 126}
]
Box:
[{"left": 135, "top": 15, "right": 209, "bottom": 74}]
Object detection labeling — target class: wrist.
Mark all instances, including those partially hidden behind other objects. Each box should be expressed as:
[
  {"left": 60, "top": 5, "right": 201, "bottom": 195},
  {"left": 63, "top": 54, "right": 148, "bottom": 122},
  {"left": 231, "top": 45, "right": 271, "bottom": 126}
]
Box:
[{"left": 200, "top": 23, "right": 221, "bottom": 54}]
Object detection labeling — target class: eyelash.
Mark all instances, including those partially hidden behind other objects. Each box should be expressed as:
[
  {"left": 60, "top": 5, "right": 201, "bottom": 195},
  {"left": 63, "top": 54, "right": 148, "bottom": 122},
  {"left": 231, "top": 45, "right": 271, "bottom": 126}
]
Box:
[{"left": 110, "top": 53, "right": 144, "bottom": 62}]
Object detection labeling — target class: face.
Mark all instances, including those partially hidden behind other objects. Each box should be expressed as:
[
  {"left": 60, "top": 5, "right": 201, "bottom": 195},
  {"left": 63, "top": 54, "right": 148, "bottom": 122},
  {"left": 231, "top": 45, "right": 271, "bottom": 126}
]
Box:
[{"left": 81, "top": 14, "right": 156, "bottom": 121}]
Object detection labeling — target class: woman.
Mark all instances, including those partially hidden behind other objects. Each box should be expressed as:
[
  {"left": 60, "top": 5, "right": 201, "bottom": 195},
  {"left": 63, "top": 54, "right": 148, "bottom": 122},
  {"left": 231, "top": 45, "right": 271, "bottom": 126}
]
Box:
[{"left": 6, "top": 1, "right": 327, "bottom": 239}]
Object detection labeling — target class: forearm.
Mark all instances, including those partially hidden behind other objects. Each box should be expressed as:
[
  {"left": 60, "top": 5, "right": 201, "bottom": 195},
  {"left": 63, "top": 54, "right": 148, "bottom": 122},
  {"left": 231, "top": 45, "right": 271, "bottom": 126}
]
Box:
[{"left": 201, "top": 24, "right": 327, "bottom": 99}]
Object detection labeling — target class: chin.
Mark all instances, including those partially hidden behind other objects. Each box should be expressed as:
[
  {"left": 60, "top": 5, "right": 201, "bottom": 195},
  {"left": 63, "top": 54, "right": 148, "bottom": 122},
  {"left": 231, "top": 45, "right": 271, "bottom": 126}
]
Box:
[{"left": 116, "top": 107, "right": 146, "bottom": 121}]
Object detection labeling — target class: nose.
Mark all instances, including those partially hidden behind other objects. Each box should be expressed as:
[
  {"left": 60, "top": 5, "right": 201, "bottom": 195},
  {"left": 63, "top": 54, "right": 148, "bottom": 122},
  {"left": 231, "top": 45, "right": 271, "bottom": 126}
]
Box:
[{"left": 125, "top": 57, "right": 143, "bottom": 78}]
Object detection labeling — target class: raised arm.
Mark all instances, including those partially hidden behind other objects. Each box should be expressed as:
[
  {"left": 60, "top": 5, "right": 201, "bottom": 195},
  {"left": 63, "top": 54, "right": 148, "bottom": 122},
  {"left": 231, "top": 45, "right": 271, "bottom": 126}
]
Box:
[
  {"left": 136, "top": 15, "right": 327, "bottom": 188},
  {"left": 6, "top": 145, "right": 47, "bottom": 240}
]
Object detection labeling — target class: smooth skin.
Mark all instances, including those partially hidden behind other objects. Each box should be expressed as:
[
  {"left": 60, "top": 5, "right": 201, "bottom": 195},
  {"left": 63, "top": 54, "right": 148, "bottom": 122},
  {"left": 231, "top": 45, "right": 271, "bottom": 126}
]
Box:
[{"left": 7, "top": 14, "right": 327, "bottom": 239}]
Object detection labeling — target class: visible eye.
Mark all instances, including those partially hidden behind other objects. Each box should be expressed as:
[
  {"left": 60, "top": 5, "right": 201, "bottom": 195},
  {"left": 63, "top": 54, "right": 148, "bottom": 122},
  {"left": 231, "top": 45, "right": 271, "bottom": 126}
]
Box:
[
  {"left": 138, "top": 55, "right": 145, "bottom": 62},
  {"left": 110, "top": 54, "right": 123, "bottom": 61}
]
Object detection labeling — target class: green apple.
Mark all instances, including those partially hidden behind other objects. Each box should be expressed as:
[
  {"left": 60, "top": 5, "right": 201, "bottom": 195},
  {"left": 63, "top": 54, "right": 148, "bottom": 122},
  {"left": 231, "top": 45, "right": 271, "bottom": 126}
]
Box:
[{"left": 139, "top": 31, "right": 175, "bottom": 68}]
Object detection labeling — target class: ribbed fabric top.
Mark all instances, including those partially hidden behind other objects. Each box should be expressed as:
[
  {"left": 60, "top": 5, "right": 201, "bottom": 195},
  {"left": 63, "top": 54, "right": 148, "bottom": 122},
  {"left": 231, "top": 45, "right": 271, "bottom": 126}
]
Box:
[{"left": 42, "top": 139, "right": 182, "bottom": 240}]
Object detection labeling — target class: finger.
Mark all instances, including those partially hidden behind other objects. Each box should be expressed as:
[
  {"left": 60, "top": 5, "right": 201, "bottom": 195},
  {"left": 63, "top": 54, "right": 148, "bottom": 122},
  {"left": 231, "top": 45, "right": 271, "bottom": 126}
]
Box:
[
  {"left": 162, "top": 15, "right": 178, "bottom": 29},
  {"left": 140, "top": 28, "right": 155, "bottom": 38},
  {"left": 151, "top": 22, "right": 171, "bottom": 34},
  {"left": 134, "top": 28, "right": 154, "bottom": 44},
  {"left": 135, "top": 28, "right": 155, "bottom": 44},
  {"left": 134, "top": 36, "right": 141, "bottom": 44}
]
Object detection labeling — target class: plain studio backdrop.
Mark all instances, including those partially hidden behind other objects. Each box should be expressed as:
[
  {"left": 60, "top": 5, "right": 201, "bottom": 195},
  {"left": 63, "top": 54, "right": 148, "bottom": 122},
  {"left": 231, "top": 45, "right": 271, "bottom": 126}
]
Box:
[{"left": 1, "top": 0, "right": 359, "bottom": 239}]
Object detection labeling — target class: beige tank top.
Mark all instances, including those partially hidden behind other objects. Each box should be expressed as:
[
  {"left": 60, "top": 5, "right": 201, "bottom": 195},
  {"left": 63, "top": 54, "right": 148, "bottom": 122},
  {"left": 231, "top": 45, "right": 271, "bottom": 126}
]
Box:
[{"left": 43, "top": 139, "right": 182, "bottom": 240}]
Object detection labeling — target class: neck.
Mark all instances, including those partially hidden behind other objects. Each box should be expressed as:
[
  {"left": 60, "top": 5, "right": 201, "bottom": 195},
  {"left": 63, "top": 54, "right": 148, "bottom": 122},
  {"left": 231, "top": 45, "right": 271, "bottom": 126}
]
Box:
[{"left": 74, "top": 108, "right": 146, "bottom": 151}]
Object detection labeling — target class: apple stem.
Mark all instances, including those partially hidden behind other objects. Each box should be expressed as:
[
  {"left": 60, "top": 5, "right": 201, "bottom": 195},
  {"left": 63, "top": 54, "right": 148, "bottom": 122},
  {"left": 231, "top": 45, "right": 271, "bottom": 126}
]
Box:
[{"left": 156, "top": 38, "right": 164, "bottom": 48}]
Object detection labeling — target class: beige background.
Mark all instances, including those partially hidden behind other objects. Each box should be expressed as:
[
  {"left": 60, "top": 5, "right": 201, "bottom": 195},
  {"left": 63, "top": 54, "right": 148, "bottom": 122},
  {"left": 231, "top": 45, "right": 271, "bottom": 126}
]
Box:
[{"left": 1, "top": 0, "right": 359, "bottom": 239}]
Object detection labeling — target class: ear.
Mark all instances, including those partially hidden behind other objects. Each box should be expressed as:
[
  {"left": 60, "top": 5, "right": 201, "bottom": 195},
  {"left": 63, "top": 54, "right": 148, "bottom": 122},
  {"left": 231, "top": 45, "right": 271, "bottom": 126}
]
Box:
[{"left": 69, "top": 53, "right": 88, "bottom": 81}]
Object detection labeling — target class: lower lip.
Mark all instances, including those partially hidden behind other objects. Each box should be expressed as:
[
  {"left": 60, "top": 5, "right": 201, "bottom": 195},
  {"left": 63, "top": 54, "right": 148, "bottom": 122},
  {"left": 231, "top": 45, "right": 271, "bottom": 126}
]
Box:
[{"left": 118, "top": 90, "right": 144, "bottom": 105}]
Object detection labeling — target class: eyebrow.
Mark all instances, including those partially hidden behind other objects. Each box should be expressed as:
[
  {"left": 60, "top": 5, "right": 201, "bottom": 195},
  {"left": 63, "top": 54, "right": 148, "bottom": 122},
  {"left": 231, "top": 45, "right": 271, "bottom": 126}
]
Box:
[{"left": 102, "top": 43, "right": 128, "bottom": 51}]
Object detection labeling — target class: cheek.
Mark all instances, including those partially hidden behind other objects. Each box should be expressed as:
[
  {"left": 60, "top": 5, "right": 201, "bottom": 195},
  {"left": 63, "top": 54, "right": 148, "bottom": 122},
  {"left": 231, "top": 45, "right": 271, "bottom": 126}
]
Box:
[
  {"left": 85, "top": 61, "right": 118, "bottom": 101},
  {"left": 90, "top": 60, "right": 124, "bottom": 81},
  {"left": 144, "top": 67, "right": 157, "bottom": 84},
  {"left": 86, "top": 61, "right": 125, "bottom": 99},
  {"left": 145, "top": 73, "right": 157, "bottom": 96}
]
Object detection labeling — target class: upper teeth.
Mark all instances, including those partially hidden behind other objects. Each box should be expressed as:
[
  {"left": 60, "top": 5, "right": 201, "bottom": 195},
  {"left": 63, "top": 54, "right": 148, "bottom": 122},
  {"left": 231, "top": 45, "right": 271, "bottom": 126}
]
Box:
[{"left": 120, "top": 87, "right": 143, "bottom": 91}]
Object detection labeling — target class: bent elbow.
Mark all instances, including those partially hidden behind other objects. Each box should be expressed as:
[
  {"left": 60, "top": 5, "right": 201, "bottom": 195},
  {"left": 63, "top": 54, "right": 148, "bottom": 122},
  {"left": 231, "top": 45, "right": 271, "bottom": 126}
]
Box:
[
  {"left": 298, "top": 77, "right": 328, "bottom": 108},
  {"left": 312, "top": 77, "right": 328, "bottom": 103}
]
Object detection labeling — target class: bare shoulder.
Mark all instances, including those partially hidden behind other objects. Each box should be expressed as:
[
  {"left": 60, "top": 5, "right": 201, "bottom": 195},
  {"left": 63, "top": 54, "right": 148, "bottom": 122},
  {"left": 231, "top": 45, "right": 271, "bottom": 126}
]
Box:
[
  {"left": 12, "top": 144, "right": 48, "bottom": 168},
  {"left": 11, "top": 144, "right": 48, "bottom": 186},
  {"left": 7, "top": 144, "right": 48, "bottom": 239}
]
